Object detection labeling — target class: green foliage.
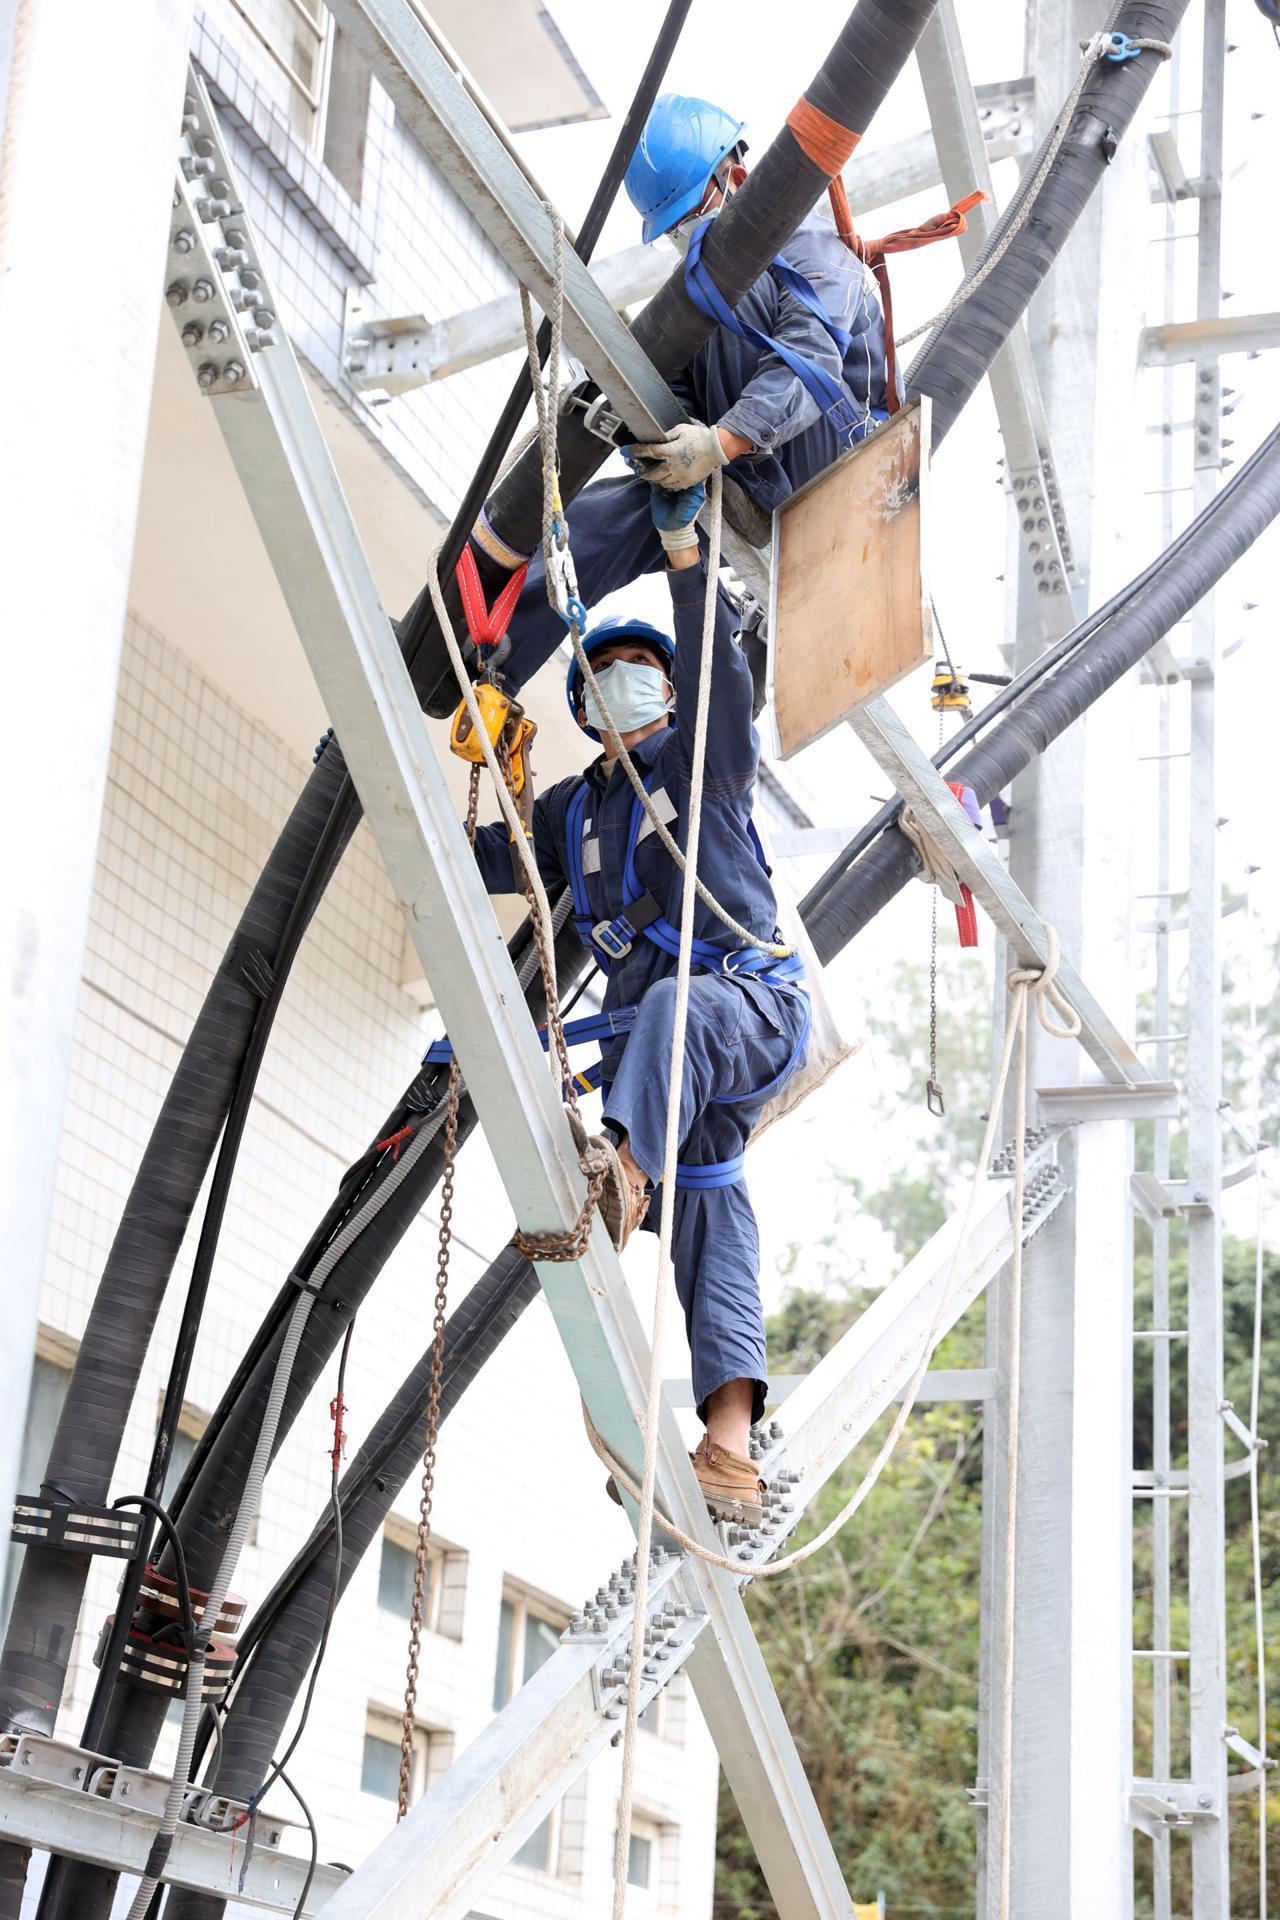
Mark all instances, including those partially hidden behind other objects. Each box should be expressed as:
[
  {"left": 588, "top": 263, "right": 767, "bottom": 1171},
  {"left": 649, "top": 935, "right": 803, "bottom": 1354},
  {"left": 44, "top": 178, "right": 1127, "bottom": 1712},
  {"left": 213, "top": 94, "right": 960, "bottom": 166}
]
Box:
[{"left": 715, "top": 949, "right": 1278, "bottom": 1918}]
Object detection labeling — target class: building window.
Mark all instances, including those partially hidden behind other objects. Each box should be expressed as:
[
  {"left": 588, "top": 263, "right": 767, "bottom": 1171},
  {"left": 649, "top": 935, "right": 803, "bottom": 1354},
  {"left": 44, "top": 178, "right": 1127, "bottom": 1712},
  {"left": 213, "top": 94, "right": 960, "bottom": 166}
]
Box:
[
  {"left": 494, "top": 1589, "right": 566, "bottom": 1873},
  {"left": 377, "top": 1524, "right": 465, "bottom": 1637},
  {"left": 223, "top": 0, "right": 331, "bottom": 139},
  {"left": 360, "top": 1710, "right": 432, "bottom": 1804},
  {"left": 492, "top": 1590, "right": 562, "bottom": 1711},
  {"left": 613, "top": 1819, "right": 661, "bottom": 1893}
]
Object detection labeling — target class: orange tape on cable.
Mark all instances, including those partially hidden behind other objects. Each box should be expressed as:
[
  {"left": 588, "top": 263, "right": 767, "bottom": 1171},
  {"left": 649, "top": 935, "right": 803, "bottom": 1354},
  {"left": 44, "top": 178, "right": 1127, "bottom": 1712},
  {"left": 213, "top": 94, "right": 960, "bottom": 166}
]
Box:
[{"left": 786, "top": 97, "right": 860, "bottom": 176}]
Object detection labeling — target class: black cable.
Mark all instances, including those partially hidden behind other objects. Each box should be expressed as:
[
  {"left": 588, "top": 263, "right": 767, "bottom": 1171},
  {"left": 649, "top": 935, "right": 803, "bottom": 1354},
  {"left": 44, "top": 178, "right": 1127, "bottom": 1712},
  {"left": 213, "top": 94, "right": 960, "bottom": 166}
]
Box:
[
  {"left": 255, "top": 1319, "right": 354, "bottom": 1803},
  {"left": 77, "top": 785, "right": 357, "bottom": 1760},
  {"left": 800, "top": 415, "right": 1280, "bottom": 918},
  {"left": 278, "top": 1766, "right": 318, "bottom": 1920},
  {"left": 435, "top": 0, "right": 696, "bottom": 601},
  {"left": 107, "top": 1497, "right": 196, "bottom": 1656},
  {"left": 557, "top": 963, "right": 600, "bottom": 1023}
]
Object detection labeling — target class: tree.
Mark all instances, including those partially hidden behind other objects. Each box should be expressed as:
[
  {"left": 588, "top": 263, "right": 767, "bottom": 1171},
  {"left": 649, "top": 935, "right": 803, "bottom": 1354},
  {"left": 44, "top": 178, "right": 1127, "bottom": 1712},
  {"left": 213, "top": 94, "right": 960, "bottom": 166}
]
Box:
[{"left": 716, "top": 942, "right": 1278, "bottom": 1918}]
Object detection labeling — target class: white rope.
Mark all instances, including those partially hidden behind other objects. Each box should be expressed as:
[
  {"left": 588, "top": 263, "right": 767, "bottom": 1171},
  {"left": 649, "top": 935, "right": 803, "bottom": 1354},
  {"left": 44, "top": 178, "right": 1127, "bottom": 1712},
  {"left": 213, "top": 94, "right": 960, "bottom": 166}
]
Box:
[
  {"left": 611, "top": 467, "right": 724, "bottom": 1920},
  {"left": 585, "top": 931, "right": 1081, "bottom": 1599},
  {"left": 898, "top": 31, "right": 1172, "bottom": 349}
]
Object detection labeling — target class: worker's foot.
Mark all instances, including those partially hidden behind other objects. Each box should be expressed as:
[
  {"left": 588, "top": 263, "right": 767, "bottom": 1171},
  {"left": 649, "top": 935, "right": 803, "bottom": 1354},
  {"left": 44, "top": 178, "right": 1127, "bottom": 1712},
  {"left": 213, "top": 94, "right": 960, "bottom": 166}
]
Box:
[
  {"left": 593, "top": 1135, "right": 650, "bottom": 1253},
  {"left": 692, "top": 1435, "right": 764, "bottom": 1527}
]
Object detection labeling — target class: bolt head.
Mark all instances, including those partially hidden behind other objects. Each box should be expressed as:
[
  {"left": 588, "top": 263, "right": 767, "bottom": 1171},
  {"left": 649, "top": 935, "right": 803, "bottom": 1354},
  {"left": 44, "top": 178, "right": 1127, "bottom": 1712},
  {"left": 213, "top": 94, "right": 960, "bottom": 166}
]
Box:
[
  {"left": 181, "top": 322, "right": 203, "bottom": 347},
  {"left": 222, "top": 359, "right": 246, "bottom": 385},
  {"left": 191, "top": 279, "right": 215, "bottom": 304},
  {"left": 196, "top": 362, "right": 218, "bottom": 390},
  {"left": 165, "top": 281, "right": 188, "bottom": 308},
  {"left": 1197, "top": 1791, "right": 1212, "bottom": 1808}
]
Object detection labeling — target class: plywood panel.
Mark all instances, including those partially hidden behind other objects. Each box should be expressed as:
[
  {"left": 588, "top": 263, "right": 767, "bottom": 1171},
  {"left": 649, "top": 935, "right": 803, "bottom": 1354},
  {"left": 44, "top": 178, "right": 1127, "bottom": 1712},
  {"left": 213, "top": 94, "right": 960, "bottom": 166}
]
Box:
[{"left": 768, "top": 398, "right": 932, "bottom": 759}]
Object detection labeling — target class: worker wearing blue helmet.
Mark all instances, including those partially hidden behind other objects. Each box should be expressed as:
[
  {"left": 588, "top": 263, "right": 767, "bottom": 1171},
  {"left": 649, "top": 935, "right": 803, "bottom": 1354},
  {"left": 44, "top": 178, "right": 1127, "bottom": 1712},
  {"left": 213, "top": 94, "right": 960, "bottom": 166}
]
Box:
[
  {"left": 478, "top": 91, "right": 898, "bottom": 696},
  {"left": 468, "top": 481, "right": 809, "bottom": 1525}
]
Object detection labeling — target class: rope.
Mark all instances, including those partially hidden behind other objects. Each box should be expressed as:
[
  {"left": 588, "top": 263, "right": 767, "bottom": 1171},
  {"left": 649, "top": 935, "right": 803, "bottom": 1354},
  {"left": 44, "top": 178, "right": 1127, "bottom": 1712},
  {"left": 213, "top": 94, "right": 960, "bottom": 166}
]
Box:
[
  {"left": 897, "top": 32, "right": 1172, "bottom": 349},
  {"left": 515, "top": 202, "right": 790, "bottom": 961},
  {"left": 582, "top": 932, "right": 1080, "bottom": 1593},
  {"left": 612, "top": 467, "right": 723, "bottom": 1920}
]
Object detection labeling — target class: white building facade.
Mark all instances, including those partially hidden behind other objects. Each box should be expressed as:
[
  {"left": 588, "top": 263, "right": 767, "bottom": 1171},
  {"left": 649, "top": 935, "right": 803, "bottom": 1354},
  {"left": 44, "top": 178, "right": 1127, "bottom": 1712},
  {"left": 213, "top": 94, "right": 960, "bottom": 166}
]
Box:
[{"left": 0, "top": 3, "right": 760, "bottom": 1912}]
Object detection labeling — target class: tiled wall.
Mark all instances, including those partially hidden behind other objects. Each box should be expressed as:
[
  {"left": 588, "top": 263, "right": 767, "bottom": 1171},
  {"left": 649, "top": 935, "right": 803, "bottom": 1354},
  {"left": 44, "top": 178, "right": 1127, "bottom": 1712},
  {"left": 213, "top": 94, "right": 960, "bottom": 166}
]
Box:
[
  {"left": 26, "top": 609, "right": 716, "bottom": 1915},
  {"left": 191, "top": 1, "right": 529, "bottom": 527}
]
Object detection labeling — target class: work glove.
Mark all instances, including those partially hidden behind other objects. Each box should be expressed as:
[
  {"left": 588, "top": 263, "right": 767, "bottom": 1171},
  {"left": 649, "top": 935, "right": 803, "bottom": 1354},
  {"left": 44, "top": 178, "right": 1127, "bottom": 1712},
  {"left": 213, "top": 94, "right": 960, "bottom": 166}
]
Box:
[
  {"left": 648, "top": 478, "right": 706, "bottom": 552},
  {"left": 623, "top": 419, "right": 728, "bottom": 490}
]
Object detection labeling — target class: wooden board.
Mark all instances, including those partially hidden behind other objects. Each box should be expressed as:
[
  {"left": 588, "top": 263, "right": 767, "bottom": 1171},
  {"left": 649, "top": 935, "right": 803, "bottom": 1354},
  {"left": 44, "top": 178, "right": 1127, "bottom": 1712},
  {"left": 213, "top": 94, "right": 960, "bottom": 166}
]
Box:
[{"left": 768, "top": 397, "right": 932, "bottom": 759}]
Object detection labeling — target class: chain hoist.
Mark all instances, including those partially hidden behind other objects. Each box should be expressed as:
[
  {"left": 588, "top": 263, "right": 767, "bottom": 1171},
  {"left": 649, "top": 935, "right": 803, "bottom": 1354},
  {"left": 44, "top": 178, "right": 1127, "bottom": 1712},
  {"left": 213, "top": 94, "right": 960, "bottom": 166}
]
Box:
[{"left": 398, "top": 765, "right": 481, "bottom": 1818}]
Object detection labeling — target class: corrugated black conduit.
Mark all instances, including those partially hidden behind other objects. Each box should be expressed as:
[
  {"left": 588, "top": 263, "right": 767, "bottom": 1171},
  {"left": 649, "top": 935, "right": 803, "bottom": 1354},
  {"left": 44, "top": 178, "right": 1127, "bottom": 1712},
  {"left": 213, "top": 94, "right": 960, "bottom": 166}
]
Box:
[
  {"left": 160, "top": 1244, "right": 539, "bottom": 1920},
  {"left": 40, "top": 918, "right": 585, "bottom": 1920},
  {"left": 8, "top": 10, "right": 689, "bottom": 1901},
  {"left": 403, "top": 0, "right": 941, "bottom": 716},
  {"left": 802, "top": 422, "right": 1280, "bottom": 960},
  {"left": 911, "top": 0, "right": 1191, "bottom": 451}
]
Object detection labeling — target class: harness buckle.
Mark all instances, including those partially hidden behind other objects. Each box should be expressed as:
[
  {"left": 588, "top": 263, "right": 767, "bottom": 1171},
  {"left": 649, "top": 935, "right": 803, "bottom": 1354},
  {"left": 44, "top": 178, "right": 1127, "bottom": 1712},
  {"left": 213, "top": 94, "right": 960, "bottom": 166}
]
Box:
[{"left": 591, "top": 918, "right": 635, "bottom": 960}]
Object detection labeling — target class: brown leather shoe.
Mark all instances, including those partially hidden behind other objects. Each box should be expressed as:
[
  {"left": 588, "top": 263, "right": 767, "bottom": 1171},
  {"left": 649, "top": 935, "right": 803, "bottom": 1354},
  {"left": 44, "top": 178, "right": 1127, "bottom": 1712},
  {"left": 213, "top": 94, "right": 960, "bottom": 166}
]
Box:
[
  {"left": 593, "top": 1136, "right": 650, "bottom": 1253},
  {"left": 692, "top": 1435, "right": 764, "bottom": 1527}
]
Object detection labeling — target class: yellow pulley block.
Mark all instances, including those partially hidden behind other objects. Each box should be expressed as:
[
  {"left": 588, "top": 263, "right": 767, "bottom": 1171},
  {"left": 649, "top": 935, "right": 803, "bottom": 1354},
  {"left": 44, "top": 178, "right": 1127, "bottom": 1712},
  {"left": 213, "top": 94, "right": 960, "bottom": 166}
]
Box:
[
  {"left": 450, "top": 685, "right": 538, "bottom": 832},
  {"left": 930, "top": 663, "right": 972, "bottom": 715}
]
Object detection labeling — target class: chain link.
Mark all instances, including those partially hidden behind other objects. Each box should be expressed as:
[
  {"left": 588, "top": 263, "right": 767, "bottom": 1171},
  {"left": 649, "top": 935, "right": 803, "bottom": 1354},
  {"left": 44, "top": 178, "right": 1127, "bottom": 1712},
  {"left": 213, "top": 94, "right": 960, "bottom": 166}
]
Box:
[{"left": 398, "top": 767, "right": 480, "bottom": 1820}]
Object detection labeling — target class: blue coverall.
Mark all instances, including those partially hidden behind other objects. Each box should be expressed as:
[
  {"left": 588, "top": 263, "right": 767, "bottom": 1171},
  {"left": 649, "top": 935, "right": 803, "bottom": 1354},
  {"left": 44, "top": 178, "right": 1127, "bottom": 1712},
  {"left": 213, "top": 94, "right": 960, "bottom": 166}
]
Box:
[
  {"left": 471, "top": 561, "right": 809, "bottom": 1423},
  {"left": 496, "top": 211, "right": 896, "bottom": 692}
]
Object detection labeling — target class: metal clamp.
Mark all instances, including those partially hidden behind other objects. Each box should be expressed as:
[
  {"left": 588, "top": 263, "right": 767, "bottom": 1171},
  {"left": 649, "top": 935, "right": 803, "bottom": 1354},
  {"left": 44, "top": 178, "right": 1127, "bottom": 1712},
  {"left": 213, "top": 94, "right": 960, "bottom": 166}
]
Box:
[
  {"left": 11, "top": 1495, "right": 141, "bottom": 1560},
  {"left": 591, "top": 918, "right": 634, "bottom": 960},
  {"left": 582, "top": 392, "right": 626, "bottom": 446}
]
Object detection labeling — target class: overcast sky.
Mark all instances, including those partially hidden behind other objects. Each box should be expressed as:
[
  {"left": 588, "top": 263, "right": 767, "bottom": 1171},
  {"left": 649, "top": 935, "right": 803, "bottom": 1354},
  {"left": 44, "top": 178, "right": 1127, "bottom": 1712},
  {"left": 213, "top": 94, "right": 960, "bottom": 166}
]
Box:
[{"left": 511, "top": 1, "right": 1279, "bottom": 1300}]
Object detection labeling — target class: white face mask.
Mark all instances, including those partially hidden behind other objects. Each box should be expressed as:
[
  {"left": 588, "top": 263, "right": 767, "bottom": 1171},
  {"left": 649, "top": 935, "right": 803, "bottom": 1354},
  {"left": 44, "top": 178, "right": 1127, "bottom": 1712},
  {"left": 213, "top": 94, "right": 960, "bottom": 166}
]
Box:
[{"left": 583, "top": 659, "right": 673, "bottom": 735}]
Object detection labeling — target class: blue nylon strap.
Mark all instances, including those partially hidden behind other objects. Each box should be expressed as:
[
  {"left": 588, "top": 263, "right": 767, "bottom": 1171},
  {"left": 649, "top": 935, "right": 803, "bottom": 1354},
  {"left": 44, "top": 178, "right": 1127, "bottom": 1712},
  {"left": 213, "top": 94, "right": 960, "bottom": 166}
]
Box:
[
  {"left": 674, "top": 1154, "right": 746, "bottom": 1190},
  {"left": 422, "top": 1005, "right": 638, "bottom": 1070},
  {"left": 683, "top": 221, "right": 866, "bottom": 442}
]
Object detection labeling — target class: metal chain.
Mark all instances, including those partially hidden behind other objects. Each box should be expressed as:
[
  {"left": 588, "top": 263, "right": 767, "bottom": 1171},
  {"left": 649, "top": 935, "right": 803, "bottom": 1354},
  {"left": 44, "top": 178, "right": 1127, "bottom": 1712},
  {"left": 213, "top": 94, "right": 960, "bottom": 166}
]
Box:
[{"left": 398, "top": 766, "right": 481, "bottom": 1820}]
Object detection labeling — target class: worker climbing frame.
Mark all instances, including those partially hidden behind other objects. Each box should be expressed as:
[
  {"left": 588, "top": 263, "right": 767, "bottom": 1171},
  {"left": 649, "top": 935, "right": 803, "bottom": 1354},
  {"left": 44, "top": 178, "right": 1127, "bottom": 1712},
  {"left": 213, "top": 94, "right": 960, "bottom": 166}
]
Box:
[{"left": 0, "top": 0, "right": 1268, "bottom": 1915}]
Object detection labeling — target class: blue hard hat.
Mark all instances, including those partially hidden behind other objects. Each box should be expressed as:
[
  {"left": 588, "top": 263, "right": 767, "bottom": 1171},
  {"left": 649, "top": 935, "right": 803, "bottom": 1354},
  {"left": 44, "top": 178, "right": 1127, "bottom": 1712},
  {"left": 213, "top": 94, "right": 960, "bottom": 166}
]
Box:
[
  {"left": 624, "top": 93, "right": 745, "bottom": 245},
  {"left": 566, "top": 614, "right": 676, "bottom": 740}
]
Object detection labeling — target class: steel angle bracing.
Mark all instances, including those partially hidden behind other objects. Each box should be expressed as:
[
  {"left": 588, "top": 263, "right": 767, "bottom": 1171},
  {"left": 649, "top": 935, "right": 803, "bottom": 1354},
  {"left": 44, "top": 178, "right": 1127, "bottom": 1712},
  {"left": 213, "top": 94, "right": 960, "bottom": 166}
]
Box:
[
  {"left": 170, "top": 68, "right": 850, "bottom": 1920},
  {"left": 848, "top": 695, "right": 1151, "bottom": 1086},
  {"left": 325, "top": 0, "right": 679, "bottom": 440},
  {"left": 318, "top": 1130, "right": 1063, "bottom": 1919}
]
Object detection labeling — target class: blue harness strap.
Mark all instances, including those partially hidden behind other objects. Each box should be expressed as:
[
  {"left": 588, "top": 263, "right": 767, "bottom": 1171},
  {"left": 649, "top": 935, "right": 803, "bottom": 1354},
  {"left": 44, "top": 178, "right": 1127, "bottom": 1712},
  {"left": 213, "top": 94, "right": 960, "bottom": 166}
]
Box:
[
  {"left": 683, "top": 222, "right": 882, "bottom": 446},
  {"left": 674, "top": 1154, "right": 745, "bottom": 1190},
  {"left": 422, "top": 779, "right": 812, "bottom": 1184}
]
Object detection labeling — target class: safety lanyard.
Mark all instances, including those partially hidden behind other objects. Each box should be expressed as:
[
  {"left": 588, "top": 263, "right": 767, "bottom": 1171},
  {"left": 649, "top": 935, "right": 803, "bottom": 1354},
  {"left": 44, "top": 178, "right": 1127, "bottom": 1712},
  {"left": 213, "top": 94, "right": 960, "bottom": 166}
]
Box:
[{"left": 682, "top": 221, "right": 867, "bottom": 444}]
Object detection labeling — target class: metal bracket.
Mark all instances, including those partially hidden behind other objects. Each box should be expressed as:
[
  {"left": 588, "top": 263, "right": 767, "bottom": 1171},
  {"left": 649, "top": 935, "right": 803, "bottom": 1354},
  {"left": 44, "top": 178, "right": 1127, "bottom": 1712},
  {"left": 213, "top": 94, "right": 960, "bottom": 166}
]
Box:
[
  {"left": 10, "top": 1496, "right": 141, "bottom": 1558},
  {"left": 0, "top": 1735, "right": 113, "bottom": 1790},
  {"left": 169, "top": 89, "right": 280, "bottom": 398},
  {"left": 1038, "top": 1082, "right": 1180, "bottom": 1124},
  {"left": 848, "top": 695, "right": 1151, "bottom": 1086},
  {"left": 1129, "top": 1170, "right": 1214, "bottom": 1223},
  {"left": 1130, "top": 1780, "right": 1220, "bottom": 1829}
]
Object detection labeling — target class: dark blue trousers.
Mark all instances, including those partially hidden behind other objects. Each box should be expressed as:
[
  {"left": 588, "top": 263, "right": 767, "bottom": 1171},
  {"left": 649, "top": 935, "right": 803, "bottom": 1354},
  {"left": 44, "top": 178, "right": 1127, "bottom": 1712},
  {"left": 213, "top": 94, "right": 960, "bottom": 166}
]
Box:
[
  {"left": 602, "top": 973, "right": 808, "bottom": 1425},
  {"left": 500, "top": 410, "right": 850, "bottom": 693}
]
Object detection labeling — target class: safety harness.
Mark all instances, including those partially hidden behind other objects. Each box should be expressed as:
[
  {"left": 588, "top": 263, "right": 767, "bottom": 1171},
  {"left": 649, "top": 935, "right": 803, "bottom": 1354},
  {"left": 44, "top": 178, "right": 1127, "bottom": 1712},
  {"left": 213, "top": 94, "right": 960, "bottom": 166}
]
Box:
[
  {"left": 424, "top": 767, "right": 810, "bottom": 1189},
  {"left": 682, "top": 220, "right": 887, "bottom": 446}
]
